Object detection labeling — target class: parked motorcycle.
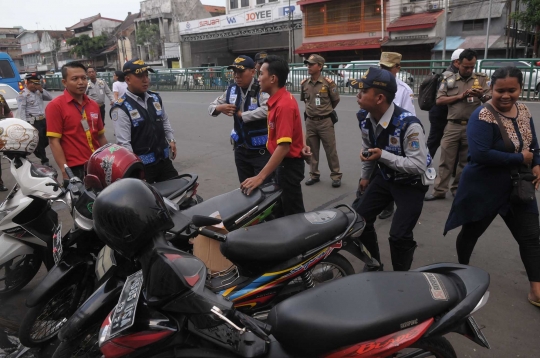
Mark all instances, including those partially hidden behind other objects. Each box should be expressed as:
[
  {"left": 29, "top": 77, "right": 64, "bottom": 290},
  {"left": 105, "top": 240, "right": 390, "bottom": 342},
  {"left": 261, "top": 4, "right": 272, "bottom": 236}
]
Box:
[
  {"left": 89, "top": 180, "right": 491, "bottom": 358},
  {"left": 51, "top": 179, "right": 375, "bottom": 357}
]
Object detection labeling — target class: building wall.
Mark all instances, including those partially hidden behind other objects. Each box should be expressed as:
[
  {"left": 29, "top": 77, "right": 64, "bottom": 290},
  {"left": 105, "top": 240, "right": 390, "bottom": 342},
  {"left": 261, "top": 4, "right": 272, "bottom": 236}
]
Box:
[
  {"left": 93, "top": 19, "right": 123, "bottom": 37},
  {"left": 447, "top": 17, "right": 506, "bottom": 37}
]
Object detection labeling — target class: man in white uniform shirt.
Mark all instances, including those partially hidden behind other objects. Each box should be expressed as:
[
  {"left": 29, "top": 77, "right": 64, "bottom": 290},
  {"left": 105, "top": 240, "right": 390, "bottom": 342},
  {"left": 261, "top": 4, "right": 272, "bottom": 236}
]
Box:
[{"left": 377, "top": 52, "right": 416, "bottom": 219}]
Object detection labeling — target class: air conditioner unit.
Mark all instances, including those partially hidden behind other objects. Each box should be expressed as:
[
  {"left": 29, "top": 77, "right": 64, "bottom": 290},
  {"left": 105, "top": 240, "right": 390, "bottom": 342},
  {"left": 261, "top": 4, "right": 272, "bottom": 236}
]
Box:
[
  {"left": 427, "top": 0, "right": 441, "bottom": 12},
  {"left": 402, "top": 5, "right": 414, "bottom": 14}
]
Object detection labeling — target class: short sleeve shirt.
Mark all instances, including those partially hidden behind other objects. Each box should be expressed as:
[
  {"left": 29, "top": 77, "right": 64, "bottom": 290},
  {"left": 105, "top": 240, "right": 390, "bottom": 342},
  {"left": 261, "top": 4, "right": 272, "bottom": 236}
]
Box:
[
  {"left": 302, "top": 76, "right": 339, "bottom": 118},
  {"left": 437, "top": 72, "right": 490, "bottom": 120},
  {"left": 267, "top": 87, "right": 303, "bottom": 158},
  {"left": 45, "top": 89, "right": 105, "bottom": 167}
]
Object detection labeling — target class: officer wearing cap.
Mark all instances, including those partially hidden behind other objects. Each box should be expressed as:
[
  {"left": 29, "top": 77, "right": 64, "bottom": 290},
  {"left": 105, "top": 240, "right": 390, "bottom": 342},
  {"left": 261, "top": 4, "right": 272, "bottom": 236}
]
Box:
[
  {"left": 208, "top": 55, "right": 271, "bottom": 183},
  {"left": 86, "top": 66, "right": 114, "bottom": 125},
  {"left": 425, "top": 48, "right": 490, "bottom": 201},
  {"left": 376, "top": 52, "right": 416, "bottom": 220},
  {"left": 254, "top": 51, "right": 268, "bottom": 74},
  {"left": 0, "top": 93, "right": 14, "bottom": 191},
  {"left": 17, "top": 73, "right": 53, "bottom": 165},
  {"left": 350, "top": 67, "right": 430, "bottom": 272},
  {"left": 110, "top": 58, "right": 178, "bottom": 183},
  {"left": 302, "top": 54, "right": 342, "bottom": 188}
]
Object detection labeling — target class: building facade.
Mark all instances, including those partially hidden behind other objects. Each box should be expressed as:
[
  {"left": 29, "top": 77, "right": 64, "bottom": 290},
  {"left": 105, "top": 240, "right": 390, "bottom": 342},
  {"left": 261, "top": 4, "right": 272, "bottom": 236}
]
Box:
[
  {"left": 66, "top": 14, "right": 123, "bottom": 38},
  {"left": 0, "top": 27, "right": 24, "bottom": 71}
]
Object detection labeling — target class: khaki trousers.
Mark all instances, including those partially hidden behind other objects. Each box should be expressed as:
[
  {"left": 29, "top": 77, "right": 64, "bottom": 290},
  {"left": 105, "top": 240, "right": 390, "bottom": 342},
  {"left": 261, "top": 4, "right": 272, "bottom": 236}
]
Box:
[
  {"left": 432, "top": 122, "right": 468, "bottom": 196},
  {"left": 306, "top": 117, "right": 342, "bottom": 180}
]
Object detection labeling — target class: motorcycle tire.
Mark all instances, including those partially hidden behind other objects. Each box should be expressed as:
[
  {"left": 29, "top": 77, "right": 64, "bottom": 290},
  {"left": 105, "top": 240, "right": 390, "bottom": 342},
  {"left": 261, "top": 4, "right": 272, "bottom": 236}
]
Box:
[
  {"left": 52, "top": 323, "right": 101, "bottom": 358},
  {"left": 19, "top": 276, "right": 93, "bottom": 348},
  {"left": 311, "top": 252, "right": 355, "bottom": 283},
  {"left": 0, "top": 250, "right": 43, "bottom": 298},
  {"left": 399, "top": 336, "right": 457, "bottom": 358}
]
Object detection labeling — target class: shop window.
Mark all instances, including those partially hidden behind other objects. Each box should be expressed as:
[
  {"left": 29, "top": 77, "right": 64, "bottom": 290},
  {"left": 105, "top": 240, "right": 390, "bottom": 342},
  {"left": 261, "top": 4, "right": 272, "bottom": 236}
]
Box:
[
  {"left": 257, "top": 0, "right": 265, "bottom": 4},
  {"left": 305, "top": 0, "right": 372, "bottom": 37},
  {"left": 463, "top": 20, "right": 484, "bottom": 31},
  {"left": 230, "top": 0, "right": 238, "bottom": 9},
  {"left": 241, "top": 0, "right": 249, "bottom": 7}
]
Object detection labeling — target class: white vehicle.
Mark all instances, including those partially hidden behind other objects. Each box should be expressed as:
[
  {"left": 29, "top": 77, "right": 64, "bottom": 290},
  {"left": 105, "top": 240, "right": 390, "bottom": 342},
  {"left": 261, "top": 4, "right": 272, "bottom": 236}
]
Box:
[
  {"left": 0, "top": 83, "right": 19, "bottom": 117},
  {"left": 478, "top": 60, "right": 540, "bottom": 92},
  {"left": 0, "top": 118, "right": 64, "bottom": 297},
  {"left": 286, "top": 66, "right": 344, "bottom": 91},
  {"left": 340, "top": 61, "right": 415, "bottom": 87}
]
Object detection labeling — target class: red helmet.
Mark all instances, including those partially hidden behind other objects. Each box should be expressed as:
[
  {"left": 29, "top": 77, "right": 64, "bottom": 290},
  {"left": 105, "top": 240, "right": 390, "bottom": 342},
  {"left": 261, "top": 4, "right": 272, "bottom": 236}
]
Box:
[{"left": 85, "top": 143, "right": 145, "bottom": 190}]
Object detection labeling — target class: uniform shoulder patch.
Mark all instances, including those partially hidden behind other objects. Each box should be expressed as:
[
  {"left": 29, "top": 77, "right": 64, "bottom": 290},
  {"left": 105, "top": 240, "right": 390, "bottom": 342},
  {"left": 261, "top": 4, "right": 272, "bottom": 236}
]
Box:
[
  {"left": 115, "top": 98, "right": 125, "bottom": 105},
  {"left": 324, "top": 77, "right": 334, "bottom": 84},
  {"left": 475, "top": 72, "right": 487, "bottom": 77}
]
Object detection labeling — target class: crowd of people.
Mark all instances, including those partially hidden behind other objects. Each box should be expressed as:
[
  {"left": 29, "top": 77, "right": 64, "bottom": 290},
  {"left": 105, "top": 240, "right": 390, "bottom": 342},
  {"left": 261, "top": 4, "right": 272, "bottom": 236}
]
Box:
[{"left": 0, "top": 49, "right": 539, "bottom": 307}]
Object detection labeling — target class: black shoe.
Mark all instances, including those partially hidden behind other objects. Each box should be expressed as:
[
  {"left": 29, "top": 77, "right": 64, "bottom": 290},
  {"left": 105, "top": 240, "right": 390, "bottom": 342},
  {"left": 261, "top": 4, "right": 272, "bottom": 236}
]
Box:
[
  {"left": 305, "top": 178, "right": 320, "bottom": 186},
  {"left": 0, "top": 185, "right": 7, "bottom": 192},
  {"left": 378, "top": 208, "right": 394, "bottom": 220},
  {"left": 390, "top": 244, "right": 417, "bottom": 271},
  {"left": 332, "top": 179, "right": 341, "bottom": 188},
  {"left": 424, "top": 194, "right": 445, "bottom": 201}
]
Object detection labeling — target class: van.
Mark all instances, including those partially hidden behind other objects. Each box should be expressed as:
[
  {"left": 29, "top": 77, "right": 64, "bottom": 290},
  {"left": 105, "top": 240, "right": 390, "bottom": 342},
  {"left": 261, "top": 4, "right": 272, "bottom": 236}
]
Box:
[{"left": 0, "top": 52, "right": 23, "bottom": 92}]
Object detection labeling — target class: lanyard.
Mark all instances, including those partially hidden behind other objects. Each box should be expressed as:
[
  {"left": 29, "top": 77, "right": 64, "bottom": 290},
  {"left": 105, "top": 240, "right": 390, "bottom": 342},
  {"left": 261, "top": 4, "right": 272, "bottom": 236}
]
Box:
[{"left": 73, "top": 102, "right": 95, "bottom": 153}]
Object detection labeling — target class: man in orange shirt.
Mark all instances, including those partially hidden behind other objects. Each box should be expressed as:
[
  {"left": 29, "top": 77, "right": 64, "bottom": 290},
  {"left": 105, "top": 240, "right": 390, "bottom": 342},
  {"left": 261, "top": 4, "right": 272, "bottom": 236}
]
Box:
[
  {"left": 46, "top": 62, "right": 107, "bottom": 184},
  {"left": 241, "top": 55, "right": 310, "bottom": 216}
]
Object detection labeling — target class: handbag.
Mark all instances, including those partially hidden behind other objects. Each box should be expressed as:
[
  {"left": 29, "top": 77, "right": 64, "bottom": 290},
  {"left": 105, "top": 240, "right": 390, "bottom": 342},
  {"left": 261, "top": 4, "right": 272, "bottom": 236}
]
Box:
[{"left": 484, "top": 103, "right": 536, "bottom": 204}]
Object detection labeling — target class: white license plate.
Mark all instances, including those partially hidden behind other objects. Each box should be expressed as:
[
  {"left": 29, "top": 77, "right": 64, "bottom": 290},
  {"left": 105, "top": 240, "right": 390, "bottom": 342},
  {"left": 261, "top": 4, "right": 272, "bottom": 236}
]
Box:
[
  {"left": 52, "top": 223, "right": 63, "bottom": 265},
  {"left": 109, "top": 270, "right": 144, "bottom": 338}
]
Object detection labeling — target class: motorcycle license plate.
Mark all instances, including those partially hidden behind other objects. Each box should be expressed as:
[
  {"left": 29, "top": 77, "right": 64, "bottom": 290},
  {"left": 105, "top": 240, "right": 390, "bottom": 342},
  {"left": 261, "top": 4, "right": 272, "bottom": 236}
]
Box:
[
  {"left": 467, "top": 316, "right": 490, "bottom": 348},
  {"left": 52, "top": 223, "right": 63, "bottom": 265},
  {"left": 109, "top": 270, "right": 143, "bottom": 338}
]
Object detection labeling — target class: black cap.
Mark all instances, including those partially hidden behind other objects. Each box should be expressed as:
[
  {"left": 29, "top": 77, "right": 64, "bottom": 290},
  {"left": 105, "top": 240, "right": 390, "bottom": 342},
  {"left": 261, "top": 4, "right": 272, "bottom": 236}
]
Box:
[
  {"left": 123, "top": 58, "right": 155, "bottom": 74},
  {"left": 254, "top": 52, "right": 268, "bottom": 64},
  {"left": 227, "top": 55, "right": 255, "bottom": 70},
  {"left": 348, "top": 67, "right": 397, "bottom": 94},
  {"left": 26, "top": 73, "right": 42, "bottom": 84}
]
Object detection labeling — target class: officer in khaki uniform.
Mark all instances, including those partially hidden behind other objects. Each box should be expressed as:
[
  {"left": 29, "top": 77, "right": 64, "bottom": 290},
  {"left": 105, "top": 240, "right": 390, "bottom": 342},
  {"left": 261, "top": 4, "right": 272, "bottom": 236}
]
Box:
[
  {"left": 426, "top": 49, "right": 490, "bottom": 201},
  {"left": 17, "top": 73, "right": 53, "bottom": 165},
  {"left": 302, "top": 54, "right": 342, "bottom": 187}
]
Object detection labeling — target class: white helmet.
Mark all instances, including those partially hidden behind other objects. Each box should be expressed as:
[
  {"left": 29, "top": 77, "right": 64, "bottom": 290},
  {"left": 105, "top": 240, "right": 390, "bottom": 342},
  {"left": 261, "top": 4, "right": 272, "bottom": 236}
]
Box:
[{"left": 0, "top": 118, "right": 39, "bottom": 154}]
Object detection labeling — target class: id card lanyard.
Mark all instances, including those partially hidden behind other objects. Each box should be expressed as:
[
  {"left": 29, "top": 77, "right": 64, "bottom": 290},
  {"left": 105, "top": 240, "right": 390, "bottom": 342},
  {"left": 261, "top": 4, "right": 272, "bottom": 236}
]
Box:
[{"left": 73, "top": 103, "right": 95, "bottom": 152}]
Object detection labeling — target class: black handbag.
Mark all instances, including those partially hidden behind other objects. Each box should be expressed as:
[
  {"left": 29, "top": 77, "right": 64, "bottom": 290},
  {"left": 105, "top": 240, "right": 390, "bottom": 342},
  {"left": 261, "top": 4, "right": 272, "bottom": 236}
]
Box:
[
  {"left": 329, "top": 110, "right": 339, "bottom": 124},
  {"left": 484, "top": 103, "right": 536, "bottom": 204}
]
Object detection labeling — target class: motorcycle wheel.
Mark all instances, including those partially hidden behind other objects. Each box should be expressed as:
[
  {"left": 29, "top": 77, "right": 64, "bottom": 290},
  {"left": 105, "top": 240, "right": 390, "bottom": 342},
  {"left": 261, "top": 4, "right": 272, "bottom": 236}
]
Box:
[
  {"left": 311, "top": 253, "right": 355, "bottom": 283},
  {"left": 395, "top": 336, "right": 456, "bottom": 358},
  {"left": 0, "top": 250, "right": 43, "bottom": 298},
  {"left": 52, "top": 323, "right": 101, "bottom": 358},
  {"left": 19, "top": 277, "right": 93, "bottom": 348}
]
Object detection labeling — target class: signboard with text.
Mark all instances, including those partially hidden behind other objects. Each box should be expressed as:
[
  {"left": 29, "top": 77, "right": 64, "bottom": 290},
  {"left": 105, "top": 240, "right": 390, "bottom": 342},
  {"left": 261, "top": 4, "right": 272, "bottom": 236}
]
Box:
[{"left": 180, "top": 3, "right": 302, "bottom": 35}]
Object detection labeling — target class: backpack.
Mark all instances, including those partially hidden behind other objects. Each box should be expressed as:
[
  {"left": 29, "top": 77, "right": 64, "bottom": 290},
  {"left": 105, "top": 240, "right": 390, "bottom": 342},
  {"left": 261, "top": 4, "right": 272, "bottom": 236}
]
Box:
[{"left": 418, "top": 73, "right": 441, "bottom": 111}]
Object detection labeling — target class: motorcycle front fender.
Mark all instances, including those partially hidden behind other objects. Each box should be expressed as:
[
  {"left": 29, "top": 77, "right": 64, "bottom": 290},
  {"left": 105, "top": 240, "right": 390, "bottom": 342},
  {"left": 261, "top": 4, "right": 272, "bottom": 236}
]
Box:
[
  {"left": 58, "top": 276, "right": 124, "bottom": 341},
  {"left": 0, "top": 234, "right": 35, "bottom": 266},
  {"left": 26, "top": 253, "right": 89, "bottom": 308}
]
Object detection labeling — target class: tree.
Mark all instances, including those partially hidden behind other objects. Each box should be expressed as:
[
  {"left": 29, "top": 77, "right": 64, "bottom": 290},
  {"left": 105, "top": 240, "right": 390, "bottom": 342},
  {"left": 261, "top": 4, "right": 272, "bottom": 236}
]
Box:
[
  {"left": 51, "top": 37, "right": 62, "bottom": 70},
  {"left": 511, "top": 0, "right": 540, "bottom": 57},
  {"left": 136, "top": 23, "right": 160, "bottom": 60},
  {"left": 67, "top": 34, "right": 108, "bottom": 59}
]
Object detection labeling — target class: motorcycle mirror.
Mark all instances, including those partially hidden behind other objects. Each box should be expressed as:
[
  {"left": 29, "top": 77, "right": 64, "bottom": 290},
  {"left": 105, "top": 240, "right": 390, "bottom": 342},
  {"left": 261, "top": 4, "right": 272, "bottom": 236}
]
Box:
[
  {"left": 84, "top": 174, "right": 103, "bottom": 191},
  {"left": 192, "top": 215, "right": 222, "bottom": 228}
]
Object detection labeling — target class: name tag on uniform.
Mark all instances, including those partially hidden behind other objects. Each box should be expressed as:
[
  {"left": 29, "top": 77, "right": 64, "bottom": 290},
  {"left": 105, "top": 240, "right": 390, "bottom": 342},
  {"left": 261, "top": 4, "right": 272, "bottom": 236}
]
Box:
[
  {"left": 99, "top": 89, "right": 104, "bottom": 95},
  {"left": 467, "top": 96, "right": 474, "bottom": 103},
  {"left": 81, "top": 119, "right": 90, "bottom": 131},
  {"left": 230, "top": 95, "right": 237, "bottom": 103},
  {"left": 130, "top": 110, "right": 141, "bottom": 119},
  {"left": 315, "top": 98, "right": 321, "bottom": 106},
  {"left": 153, "top": 102, "right": 162, "bottom": 111},
  {"left": 251, "top": 98, "right": 257, "bottom": 105}
]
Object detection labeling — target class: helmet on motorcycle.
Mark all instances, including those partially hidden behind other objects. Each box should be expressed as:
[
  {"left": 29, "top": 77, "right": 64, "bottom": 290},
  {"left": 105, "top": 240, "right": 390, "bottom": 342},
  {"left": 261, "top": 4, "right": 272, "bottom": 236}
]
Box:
[
  {"left": 85, "top": 143, "right": 144, "bottom": 190},
  {"left": 0, "top": 118, "right": 39, "bottom": 154},
  {"left": 93, "top": 178, "right": 174, "bottom": 258}
]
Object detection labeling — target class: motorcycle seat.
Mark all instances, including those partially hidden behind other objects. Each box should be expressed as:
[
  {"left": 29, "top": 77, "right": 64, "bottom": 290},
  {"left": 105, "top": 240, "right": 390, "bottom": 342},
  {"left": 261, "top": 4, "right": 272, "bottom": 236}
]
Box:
[
  {"left": 220, "top": 210, "right": 348, "bottom": 264},
  {"left": 182, "top": 189, "right": 264, "bottom": 230},
  {"left": 268, "top": 271, "right": 459, "bottom": 356},
  {"left": 150, "top": 177, "right": 191, "bottom": 199}
]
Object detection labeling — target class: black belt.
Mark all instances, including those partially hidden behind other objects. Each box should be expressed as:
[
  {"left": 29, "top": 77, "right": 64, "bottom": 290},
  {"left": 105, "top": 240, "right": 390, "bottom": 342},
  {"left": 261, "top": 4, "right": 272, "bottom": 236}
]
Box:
[
  {"left": 308, "top": 116, "right": 330, "bottom": 121},
  {"left": 27, "top": 115, "right": 45, "bottom": 120},
  {"left": 448, "top": 119, "right": 468, "bottom": 125}
]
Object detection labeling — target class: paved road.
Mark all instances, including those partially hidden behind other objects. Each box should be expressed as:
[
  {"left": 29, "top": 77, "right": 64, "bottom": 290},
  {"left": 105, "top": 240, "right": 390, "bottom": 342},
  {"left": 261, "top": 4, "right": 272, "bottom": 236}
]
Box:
[{"left": 1, "top": 90, "right": 539, "bottom": 357}]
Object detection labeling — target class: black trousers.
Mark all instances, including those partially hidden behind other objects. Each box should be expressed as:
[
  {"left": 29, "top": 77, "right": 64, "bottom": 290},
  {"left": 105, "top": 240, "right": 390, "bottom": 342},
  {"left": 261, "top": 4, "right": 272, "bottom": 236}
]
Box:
[
  {"left": 144, "top": 158, "right": 179, "bottom": 184},
  {"left": 32, "top": 119, "right": 49, "bottom": 165},
  {"left": 427, "top": 106, "right": 448, "bottom": 158},
  {"left": 274, "top": 157, "right": 305, "bottom": 217},
  {"left": 456, "top": 209, "right": 540, "bottom": 282},
  {"left": 234, "top": 146, "right": 272, "bottom": 183},
  {"left": 99, "top": 104, "right": 106, "bottom": 126},
  {"left": 354, "top": 173, "right": 428, "bottom": 251}
]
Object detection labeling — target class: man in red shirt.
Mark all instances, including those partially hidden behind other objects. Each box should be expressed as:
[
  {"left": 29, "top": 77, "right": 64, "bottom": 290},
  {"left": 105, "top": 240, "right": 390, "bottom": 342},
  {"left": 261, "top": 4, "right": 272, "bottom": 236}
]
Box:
[
  {"left": 46, "top": 62, "right": 107, "bottom": 183},
  {"left": 241, "top": 55, "right": 309, "bottom": 216}
]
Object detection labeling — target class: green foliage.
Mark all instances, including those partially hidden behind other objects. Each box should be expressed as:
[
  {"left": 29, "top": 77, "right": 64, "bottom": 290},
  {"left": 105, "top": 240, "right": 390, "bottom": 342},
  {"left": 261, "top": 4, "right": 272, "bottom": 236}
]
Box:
[
  {"left": 136, "top": 23, "right": 160, "bottom": 46},
  {"left": 511, "top": 0, "right": 540, "bottom": 31},
  {"left": 67, "top": 34, "right": 108, "bottom": 58}
]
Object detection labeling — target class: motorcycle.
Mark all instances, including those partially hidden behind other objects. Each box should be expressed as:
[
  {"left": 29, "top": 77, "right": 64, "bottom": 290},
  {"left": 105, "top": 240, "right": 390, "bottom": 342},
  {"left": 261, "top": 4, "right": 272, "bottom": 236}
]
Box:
[{"left": 51, "top": 198, "right": 375, "bottom": 357}]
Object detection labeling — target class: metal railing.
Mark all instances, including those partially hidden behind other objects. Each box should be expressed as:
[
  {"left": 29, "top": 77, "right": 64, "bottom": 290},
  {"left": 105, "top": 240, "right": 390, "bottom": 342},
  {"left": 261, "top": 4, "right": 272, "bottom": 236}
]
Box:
[{"left": 42, "top": 59, "right": 540, "bottom": 101}]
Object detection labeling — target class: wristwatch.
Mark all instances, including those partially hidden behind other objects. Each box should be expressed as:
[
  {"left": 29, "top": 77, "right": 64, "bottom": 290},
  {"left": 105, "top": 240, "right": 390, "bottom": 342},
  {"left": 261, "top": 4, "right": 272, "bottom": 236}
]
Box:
[{"left": 167, "top": 139, "right": 176, "bottom": 144}]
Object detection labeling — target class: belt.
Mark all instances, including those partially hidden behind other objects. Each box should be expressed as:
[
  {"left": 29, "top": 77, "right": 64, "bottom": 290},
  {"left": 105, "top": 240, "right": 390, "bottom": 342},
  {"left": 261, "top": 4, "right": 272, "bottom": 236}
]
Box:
[
  {"left": 308, "top": 116, "right": 330, "bottom": 121},
  {"left": 27, "top": 115, "right": 45, "bottom": 121},
  {"left": 448, "top": 119, "right": 468, "bottom": 125}
]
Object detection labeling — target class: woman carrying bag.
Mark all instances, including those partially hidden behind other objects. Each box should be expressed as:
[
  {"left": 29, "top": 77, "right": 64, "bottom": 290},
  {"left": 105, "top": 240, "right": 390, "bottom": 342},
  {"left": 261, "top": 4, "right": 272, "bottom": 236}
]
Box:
[{"left": 444, "top": 66, "right": 540, "bottom": 307}]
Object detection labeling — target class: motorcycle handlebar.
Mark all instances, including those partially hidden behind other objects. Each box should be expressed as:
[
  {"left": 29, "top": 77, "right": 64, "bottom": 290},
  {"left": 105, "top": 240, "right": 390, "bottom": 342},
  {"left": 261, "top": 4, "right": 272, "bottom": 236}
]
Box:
[
  {"left": 64, "top": 164, "right": 75, "bottom": 180},
  {"left": 198, "top": 227, "right": 227, "bottom": 242}
]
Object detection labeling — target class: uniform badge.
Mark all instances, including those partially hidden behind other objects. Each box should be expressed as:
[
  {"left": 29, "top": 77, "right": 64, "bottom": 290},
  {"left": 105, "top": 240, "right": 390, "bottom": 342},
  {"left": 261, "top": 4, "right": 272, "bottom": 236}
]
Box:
[
  {"left": 153, "top": 102, "right": 162, "bottom": 111},
  {"left": 90, "top": 113, "right": 98, "bottom": 119},
  {"left": 251, "top": 98, "right": 257, "bottom": 105},
  {"left": 130, "top": 110, "right": 141, "bottom": 119},
  {"left": 408, "top": 139, "right": 420, "bottom": 150},
  {"left": 320, "top": 86, "right": 328, "bottom": 93},
  {"left": 389, "top": 135, "right": 399, "bottom": 147},
  {"left": 111, "top": 110, "right": 118, "bottom": 121},
  {"left": 116, "top": 98, "right": 124, "bottom": 104}
]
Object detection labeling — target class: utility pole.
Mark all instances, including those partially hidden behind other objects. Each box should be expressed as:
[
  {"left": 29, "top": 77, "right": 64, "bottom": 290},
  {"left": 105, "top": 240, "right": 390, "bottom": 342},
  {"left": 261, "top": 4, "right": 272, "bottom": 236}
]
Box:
[
  {"left": 484, "top": 0, "right": 493, "bottom": 59},
  {"left": 442, "top": 0, "right": 448, "bottom": 62}
]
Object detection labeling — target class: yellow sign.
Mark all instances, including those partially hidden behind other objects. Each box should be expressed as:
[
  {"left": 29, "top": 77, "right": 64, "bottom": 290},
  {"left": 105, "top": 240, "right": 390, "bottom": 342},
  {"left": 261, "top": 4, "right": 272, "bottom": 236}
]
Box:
[{"left": 172, "top": 61, "right": 180, "bottom": 69}]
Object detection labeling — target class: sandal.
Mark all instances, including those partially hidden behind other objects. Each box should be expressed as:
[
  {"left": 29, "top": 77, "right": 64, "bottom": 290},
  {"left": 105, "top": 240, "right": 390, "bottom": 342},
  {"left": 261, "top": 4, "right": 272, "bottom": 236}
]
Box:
[{"left": 528, "top": 297, "right": 540, "bottom": 307}]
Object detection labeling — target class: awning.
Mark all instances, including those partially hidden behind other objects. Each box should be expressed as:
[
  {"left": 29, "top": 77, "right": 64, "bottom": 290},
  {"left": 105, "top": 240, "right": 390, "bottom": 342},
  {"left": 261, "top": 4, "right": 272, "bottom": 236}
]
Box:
[
  {"left": 432, "top": 36, "right": 465, "bottom": 51},
  {"left": 449, "top": 1, "right": 506, "bottom": 22},
  {"left": 295, "top": 38, "right": 383, "bottom": 54},
  {"left": 383, "top": 37, "right": 440, "bottom": 47},
  {"left": 387, "top": 11, "right": 444, "bottom": 32}
]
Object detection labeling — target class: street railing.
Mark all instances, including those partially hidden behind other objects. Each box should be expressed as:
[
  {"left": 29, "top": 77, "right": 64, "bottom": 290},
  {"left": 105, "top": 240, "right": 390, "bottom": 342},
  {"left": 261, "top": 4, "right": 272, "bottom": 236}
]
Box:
[{"left": 42, "top": 59, "right": 540, "bottom": 101}]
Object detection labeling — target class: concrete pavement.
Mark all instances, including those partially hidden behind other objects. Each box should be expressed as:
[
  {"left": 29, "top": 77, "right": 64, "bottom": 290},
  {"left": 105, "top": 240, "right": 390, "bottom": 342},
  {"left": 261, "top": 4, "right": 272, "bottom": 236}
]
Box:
[{"left": 0, "top": 90, "right": 539, "bottom": 357}]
